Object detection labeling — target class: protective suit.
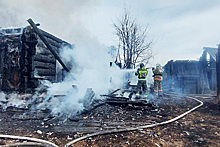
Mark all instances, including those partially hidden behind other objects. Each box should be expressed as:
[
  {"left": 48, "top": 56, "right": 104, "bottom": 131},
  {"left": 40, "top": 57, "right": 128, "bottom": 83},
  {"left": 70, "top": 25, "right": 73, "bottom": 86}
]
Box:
[
  {"left": 135, "top": 63, "right": 148, "bottom": 94},
  {"left": 152, "top": 64, "right": 163, "bottom": 96}
]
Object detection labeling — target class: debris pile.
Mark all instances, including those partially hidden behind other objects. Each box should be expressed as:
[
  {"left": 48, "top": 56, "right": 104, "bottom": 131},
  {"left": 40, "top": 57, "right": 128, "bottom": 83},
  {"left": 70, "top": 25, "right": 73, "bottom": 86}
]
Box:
[{"left": 0, "top": 91, "right": 219, "bottom": 146}]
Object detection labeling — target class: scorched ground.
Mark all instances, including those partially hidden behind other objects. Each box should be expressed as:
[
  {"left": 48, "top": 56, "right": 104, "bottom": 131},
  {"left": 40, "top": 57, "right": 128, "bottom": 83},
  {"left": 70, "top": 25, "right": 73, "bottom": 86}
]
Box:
[{"left": 0, "top": 94, "right": 219, "bottom": 147}]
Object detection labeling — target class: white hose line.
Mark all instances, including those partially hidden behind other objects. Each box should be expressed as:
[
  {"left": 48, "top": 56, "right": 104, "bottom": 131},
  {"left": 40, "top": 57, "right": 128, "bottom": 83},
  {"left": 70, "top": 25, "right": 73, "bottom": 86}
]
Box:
[
  {"left": 0, "top": 134, "right": 58, "bottom": 147},
  {"left": 3, "top": 142, "right": 46, "bottom": 147},
  {"left": 65, "top": 96, "right": 203, "bottom": 147}
]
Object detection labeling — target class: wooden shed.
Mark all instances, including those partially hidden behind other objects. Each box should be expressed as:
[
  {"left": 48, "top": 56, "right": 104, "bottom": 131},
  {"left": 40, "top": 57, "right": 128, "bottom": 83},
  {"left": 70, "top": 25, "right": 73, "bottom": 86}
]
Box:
[
  {"left": 163, "top": 60, "right": 211, "bottom": 94},
  {"left": 163, "top": 47, "right": 218, "bottom": 94},
  {"left": 0, "top": 26, "right": 73, "bottom": 92}
]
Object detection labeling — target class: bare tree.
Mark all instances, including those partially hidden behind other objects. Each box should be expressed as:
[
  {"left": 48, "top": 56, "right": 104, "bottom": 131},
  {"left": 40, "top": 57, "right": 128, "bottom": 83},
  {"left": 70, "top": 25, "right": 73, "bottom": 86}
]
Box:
[{"left": 113, "top": 8, "right": 153, "bottom": 69}]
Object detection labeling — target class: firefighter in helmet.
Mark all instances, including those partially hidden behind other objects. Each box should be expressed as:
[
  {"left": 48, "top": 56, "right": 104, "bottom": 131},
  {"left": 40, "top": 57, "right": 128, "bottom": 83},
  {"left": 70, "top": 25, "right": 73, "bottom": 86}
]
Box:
[
  {"left": 152, "top": 64, "right": 163, "bottom": 97},
  {"left": 135, "top": 63, "right": 148, "bottom": 95}
]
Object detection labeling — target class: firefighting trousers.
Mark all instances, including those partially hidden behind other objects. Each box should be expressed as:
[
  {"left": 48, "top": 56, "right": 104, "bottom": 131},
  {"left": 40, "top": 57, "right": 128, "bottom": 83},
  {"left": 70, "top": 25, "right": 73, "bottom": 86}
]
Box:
[
  {"left": 154, "top": 77, "right": 162, "bottom": 95},
  {"left": 137, "top": 80, "right": 147, "bottom": 93}
]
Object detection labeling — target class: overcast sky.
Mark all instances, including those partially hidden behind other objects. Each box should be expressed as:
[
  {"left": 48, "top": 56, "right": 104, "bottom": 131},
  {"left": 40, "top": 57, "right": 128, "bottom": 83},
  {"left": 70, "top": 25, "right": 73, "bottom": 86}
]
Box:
[{"left": 1, "top": 0, "right": 220, "bottom": 66}]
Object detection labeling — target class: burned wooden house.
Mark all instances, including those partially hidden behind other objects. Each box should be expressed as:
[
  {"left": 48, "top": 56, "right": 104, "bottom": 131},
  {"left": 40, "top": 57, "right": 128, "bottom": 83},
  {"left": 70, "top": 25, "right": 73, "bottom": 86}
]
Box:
[
  {"left": 163, "top": 47, "right": 217, "bottom": 94},
  {"left": 0, "top": 25, "right": 72, "bottom": 92}
]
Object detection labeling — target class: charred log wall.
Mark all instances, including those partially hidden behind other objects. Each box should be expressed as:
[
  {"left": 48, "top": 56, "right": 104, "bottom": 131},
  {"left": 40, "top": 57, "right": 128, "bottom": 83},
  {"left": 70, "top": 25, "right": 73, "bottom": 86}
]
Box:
[
  {"left": 20, "top": 26, "right": 38, "bottom": 92},
  {"left": 0, "top": 26, "right": 72, "bottom": 92},
  {"left": 34, "top": 39, "right": 57, "bottom": 82},
  {"left": 0, "top": 33, "right": 23, "bottom": 92}
]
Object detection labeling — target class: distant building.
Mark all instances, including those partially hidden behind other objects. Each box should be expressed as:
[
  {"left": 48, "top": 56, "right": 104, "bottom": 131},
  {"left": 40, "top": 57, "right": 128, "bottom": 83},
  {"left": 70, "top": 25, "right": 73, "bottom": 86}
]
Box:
[
  {"left": 163, "top": 47, "right": 217, "bottom": 94},
  {"left": 0, "top": 26, "right": 73, "bottom": 92},
  {"left": 202, "top": 47, "right": 217, "bottom": 91}
]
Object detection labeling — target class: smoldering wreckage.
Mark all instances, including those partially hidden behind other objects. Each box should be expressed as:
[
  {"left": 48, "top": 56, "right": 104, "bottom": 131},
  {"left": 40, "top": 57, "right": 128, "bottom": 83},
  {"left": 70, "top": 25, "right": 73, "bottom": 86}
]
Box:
[{"left": 0, "top": 19, "right": 219, "bottom": 147}]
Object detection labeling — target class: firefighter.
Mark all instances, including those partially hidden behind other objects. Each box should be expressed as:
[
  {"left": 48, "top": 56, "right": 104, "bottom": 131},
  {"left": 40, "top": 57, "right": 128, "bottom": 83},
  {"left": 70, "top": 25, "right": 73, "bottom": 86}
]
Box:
[
  {"left": 135, "top": 63, "right": 148, "bottom": 96},
  {"left": 152, "top": 64, "right": 163, "bottom": 97}
]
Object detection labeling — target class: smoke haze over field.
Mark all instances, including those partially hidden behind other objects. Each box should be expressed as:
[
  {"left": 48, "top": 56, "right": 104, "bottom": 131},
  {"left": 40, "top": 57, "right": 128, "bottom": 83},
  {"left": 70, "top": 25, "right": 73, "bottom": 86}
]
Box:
[{"left": 1, "top": 0, "right": 220, "bottom": 65}]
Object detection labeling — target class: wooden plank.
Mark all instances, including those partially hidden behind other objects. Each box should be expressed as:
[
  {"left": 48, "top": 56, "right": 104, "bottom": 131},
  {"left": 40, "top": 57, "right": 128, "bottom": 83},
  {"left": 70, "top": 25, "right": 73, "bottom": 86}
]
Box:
[
  {"left": 34, "top": 61, "right": 56, "bottom": 69},
  {"left": 34, "top": 76, "right": 56, "bottom": 82},
  {"left": 38, "top": 37, "right": 61, "bottom": 50},
  {"left": 44, "top": 76, "right": 56, "bottom": 81},
  {"left": 35, "top": 68, "right": 56, "bottom": 76},
  {"left": 36, "top": 46, "right": 53, "bottom": 55},
  {"left": 53, "top": 126, "right": 99, "bottom": 133},
  {"left": 39, "top": 29, "right": 70, "bottom": 46},
  {"left": 47, "top": 37, "right": 61, "bottom": 49},
  {"left": 34, "top": 54, "right": 56, "bottom": 64},
  {"left": 105, "top": 100, "right": 151, "bottom": 106}
]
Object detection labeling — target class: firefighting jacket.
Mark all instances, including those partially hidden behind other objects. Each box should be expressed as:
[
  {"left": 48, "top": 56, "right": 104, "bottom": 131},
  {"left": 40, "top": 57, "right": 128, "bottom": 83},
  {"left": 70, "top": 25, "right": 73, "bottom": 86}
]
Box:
[
  {"left": 135, "top": 67, "right": 148, "bottom": 80},
  {"left": 153, "top": 67, "right": 163, "bottom": 78}
]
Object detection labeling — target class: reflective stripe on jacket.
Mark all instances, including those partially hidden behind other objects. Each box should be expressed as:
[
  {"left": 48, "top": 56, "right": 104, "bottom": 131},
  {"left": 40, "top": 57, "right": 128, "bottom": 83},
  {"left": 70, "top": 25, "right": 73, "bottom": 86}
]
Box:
[
  {"left": 154, "top": 77, "right": 163, "bottom": 80},
  {"left": 135, "top": 67, "right": 148, "bottom": 80}
]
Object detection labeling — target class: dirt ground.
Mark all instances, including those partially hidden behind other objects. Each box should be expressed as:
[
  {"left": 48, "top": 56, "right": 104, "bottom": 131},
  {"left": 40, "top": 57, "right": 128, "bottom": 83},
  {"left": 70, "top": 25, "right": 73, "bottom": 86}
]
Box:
[{"left": 0, "top": 94, "right": 219, "bottom": 147}]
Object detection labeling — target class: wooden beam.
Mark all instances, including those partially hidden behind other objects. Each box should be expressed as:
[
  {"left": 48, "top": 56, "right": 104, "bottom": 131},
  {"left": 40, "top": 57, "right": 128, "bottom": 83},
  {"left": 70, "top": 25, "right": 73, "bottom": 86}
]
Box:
[
  {"left": 46, "top": 37, "right": 62, "bottom": 49},
  {"left": 216, "top": 44, "right": 220, "bottom": 105},
  {"left": 36, "top": 46, "right": 53, "bottom": 55},
  {"left": 35, "top": 68, "right": 56, "bottom": 76},
  {"left": 27, "top": 18, "right": 69, "bottom": 72},
  {"left": 34, "top": 54, "right": 56, "bottom": 64},
  {"left": 40, "top": 29, "right": 70, "bottom": 45},
  {"left": 34, "top": 61, "right": 56, "bottom": 69}
]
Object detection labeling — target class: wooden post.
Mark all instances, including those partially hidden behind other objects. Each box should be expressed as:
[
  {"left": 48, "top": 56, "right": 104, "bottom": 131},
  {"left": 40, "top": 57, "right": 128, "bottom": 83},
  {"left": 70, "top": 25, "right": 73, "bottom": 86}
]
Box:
[
  {"left": 27, "top": 18, "right": 70, "bottom": 72},
  {"left": 216, "top": 44, "right": 220, "bottom": 105}
]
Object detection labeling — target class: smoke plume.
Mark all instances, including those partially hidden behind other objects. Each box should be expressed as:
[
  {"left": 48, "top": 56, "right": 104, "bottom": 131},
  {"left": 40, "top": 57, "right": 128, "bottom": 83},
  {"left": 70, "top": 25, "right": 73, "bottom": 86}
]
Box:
[
  {"left": 37, "top": 44, "right": 124, "bottom": 115},
  {"left": 0, "top": 0, "right": 126, "bottom": 115}
]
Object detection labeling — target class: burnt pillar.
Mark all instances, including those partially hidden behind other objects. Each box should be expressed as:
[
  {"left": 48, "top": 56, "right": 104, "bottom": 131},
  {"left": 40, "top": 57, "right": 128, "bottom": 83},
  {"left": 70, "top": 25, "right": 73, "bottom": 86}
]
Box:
[
  {"left": 20, "top": 26, "right": 38, "bottom": 92},
  {"left": 216, "top": 45, "right": 220, "bottom": 105}
]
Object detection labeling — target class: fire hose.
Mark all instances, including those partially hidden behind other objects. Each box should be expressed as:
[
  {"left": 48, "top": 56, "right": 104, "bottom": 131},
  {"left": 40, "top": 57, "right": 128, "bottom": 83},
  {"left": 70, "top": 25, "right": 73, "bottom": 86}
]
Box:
[
  {"left": 0, "top": 134, "right": 58, "bottom": 147},
  {"left": 64, "top": 96, "right": 203, "bottom": 147},
  {"left": 0, "top": 96, "right": 203, "bottom": 147},
  {"left": 2, "top": 142, "right": 47, "bottom": 147}
]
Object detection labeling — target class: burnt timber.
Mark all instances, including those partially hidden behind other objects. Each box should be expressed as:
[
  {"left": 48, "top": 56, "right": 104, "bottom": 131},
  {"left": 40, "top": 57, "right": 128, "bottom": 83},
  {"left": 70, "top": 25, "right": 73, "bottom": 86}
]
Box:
[
  {"left": 27, "top": 18, "right": 70, "bottom": 72},
  {"left": 217, "top": 45, "right": 220, "bottom": 104},
  {"left": 0, "top": 24, "right": 73, "bottom": 92}
]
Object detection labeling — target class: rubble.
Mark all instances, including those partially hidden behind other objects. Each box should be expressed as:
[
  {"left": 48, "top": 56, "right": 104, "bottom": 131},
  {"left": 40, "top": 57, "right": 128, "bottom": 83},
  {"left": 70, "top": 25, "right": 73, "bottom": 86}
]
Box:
[
  {"left": 37, "top": 130, "right": 43, "bottom": 135},
  {"left": 0, "top": 81, "right": 219, "bottom": 146}
]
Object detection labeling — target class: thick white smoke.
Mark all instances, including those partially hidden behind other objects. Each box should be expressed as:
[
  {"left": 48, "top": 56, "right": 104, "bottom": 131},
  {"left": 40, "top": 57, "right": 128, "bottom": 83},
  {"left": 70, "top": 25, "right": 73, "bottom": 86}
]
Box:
[
  {"left": 0, "top": 92, "right": 6, "bottom": 105},
  {"left": 0, "top": 0, "right": 124, "bottom": 115},
  {"left": 39, "top": 44, "right": 124, "bottom": 115}
]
